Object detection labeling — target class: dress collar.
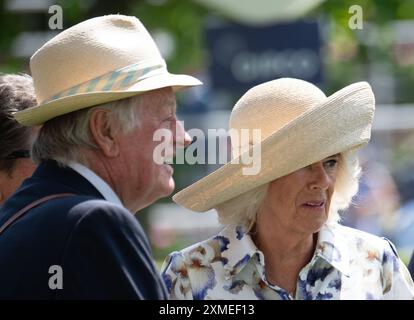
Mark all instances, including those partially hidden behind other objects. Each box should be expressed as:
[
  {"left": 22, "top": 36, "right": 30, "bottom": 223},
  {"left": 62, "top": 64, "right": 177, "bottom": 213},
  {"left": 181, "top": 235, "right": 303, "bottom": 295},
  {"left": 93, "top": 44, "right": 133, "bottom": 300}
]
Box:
[
  {"left": 219, "top": 225, "right": 263, "bottom": 279},
  {"left": 219, "top": 223, "right": 351, "bottom": 279},
  {"left": 314, "top": 223, "right": 351, "bottom": 277}
]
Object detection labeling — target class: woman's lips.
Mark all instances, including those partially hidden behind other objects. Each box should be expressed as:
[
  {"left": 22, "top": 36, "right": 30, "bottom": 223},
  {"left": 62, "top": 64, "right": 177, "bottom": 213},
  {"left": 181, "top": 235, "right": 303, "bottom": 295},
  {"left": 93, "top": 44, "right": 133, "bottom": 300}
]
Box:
[{"left": 302, "top": 200, "right": 325, "bottom": 210}]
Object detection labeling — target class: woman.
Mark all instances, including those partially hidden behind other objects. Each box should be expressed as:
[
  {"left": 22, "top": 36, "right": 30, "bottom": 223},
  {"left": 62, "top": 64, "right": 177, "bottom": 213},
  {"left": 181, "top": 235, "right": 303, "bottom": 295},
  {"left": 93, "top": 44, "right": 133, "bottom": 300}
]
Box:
[
  {"left": 0, "top": 74, "right": 37, "bottom": 206},
  {"left": 162, "top": 78, "right": 414, "bottom": 300}
]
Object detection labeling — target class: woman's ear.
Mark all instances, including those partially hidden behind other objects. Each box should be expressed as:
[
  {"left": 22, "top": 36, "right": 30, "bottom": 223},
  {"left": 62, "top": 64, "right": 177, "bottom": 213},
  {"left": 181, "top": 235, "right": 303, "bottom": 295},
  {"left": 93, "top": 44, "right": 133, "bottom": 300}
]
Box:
[{"left": 89, "top": 109, "right": 120, "bottom": 158}]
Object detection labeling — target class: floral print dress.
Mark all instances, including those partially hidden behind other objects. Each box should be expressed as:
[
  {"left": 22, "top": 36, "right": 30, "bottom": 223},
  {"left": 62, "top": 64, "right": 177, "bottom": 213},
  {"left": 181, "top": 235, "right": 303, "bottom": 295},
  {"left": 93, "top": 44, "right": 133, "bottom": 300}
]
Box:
[{"left": 161, "top": 223, "right": 414, "bottom": 300}]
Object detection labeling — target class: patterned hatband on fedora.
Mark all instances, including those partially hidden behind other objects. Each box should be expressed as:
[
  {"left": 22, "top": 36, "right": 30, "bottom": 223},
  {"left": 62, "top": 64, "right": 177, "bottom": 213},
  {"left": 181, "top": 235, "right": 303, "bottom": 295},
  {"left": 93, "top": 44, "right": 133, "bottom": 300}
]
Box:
[{"left": 14, "top": 15, "right": 201, "bottom": 126}]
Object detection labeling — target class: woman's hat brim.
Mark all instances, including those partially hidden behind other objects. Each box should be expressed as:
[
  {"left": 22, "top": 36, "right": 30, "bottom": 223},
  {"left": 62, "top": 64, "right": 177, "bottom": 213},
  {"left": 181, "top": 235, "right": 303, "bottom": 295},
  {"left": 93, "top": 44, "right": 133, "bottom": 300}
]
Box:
[{"left": 173, "top": 82, "right": 375, "bottom": 212}]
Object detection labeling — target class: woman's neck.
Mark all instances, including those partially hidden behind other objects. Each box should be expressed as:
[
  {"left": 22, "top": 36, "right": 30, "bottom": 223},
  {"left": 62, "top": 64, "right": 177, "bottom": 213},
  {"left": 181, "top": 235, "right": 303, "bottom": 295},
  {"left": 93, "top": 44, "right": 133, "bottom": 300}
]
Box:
[{"left": 252, "top": 214, "right": 317, "bottom": 296}]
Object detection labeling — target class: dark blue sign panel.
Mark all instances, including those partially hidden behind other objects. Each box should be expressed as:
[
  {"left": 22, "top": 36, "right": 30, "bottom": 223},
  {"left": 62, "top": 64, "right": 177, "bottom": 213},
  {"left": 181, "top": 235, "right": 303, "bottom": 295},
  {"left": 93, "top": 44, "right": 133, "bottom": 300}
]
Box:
[{"left": 205, "top": 20, "right": 323, "bottom": 91}]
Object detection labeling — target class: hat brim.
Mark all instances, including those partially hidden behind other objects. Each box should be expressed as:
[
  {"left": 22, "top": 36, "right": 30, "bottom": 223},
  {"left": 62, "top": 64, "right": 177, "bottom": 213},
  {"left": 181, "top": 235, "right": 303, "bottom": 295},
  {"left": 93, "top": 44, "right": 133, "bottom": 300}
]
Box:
[
  {"left": 15, "top": 72, "right": 202, "bottom": 126},
  {"left": 173, "top": 82, "right": 375, "bottom": 212}
]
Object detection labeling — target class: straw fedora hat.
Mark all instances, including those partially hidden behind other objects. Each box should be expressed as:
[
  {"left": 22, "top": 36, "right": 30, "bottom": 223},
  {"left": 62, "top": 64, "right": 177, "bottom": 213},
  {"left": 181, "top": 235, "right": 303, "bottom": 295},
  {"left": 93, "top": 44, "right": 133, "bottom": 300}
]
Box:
[
  {"left": 14, "top": 15, "right": 202, "bottom": 126},
  {"left": 173, "top": 78, "right": 375, "bottom": 212}
]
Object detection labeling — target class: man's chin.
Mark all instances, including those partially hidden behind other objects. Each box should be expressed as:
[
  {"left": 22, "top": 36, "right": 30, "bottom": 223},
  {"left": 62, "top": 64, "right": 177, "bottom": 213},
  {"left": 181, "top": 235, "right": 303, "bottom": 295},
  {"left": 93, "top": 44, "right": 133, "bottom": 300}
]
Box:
[
  {"left": 158, "top": 178, "right": 175, "bottom": 198},
  {"left": 165, "top": 178, "right": 175, "bottom": 196},
  {"left": 133, "top": 182, "right": 175, "bottom": 214}
]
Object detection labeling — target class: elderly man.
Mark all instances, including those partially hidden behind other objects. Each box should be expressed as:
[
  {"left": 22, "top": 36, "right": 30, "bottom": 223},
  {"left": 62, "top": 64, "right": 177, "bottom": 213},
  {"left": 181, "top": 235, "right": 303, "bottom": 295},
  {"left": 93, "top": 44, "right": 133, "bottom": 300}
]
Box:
[
  {"left": 0, "top": 15, "right": 201, "bottom": 299},
  {"left": 0, "top": 74, "right": 37, "bottom": 206}
]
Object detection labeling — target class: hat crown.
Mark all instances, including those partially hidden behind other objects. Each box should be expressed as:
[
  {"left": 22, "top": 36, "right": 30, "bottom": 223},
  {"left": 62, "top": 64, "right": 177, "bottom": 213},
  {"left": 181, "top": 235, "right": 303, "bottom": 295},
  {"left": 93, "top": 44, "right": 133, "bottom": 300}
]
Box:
[
  {"left": 30, "top": 15, "right": 164, "bottom": 103},
  {"left": 15, "top": 14, "right": 201, "bottom": 126},
  {"left": 230, "top": 78, "right": 326, "bottom": 157}
]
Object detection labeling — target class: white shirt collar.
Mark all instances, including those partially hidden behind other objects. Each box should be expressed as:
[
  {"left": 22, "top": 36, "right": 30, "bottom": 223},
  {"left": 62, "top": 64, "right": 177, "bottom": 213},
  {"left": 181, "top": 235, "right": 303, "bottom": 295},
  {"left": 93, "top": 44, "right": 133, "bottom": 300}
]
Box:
[{"left": 67, "top": 161, "right": 124, "bottom": 207}]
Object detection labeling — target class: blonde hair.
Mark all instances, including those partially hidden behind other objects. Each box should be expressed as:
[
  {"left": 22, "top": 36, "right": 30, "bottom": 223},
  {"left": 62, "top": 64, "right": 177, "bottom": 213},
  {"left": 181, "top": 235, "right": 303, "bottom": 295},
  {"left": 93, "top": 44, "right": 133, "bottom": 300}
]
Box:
[{"left": 216, "top": 150, "right": 361, "bottom": 231}]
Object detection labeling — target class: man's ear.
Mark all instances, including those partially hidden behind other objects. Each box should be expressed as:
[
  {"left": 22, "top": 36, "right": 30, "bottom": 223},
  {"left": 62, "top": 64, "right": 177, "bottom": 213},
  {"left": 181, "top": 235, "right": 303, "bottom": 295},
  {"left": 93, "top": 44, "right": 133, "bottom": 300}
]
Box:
[{"left": 89, "top": 109, "right": 120, "bottom": 157}]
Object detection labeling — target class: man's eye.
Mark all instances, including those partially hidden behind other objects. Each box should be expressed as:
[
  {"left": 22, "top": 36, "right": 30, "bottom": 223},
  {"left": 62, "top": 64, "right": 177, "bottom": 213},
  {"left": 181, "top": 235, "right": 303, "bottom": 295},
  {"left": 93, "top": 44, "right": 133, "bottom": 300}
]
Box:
[
  {"left": 162, "top": 116, "right": 175, "bottom": 129},
  {"left": 164, "top": 115, "right": 174, "bottom": 121}
]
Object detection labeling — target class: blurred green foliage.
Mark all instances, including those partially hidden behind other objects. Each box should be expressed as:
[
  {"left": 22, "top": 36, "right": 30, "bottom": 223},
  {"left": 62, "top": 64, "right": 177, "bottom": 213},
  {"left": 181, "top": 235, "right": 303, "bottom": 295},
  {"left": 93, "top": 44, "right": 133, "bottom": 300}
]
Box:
[
  {"left": 2, "top": 0, "right": 414, "bottom": 101},
  {"left": 315, "top": 0, "right": 414, "bottom": 101},
  {"left": 130, "top": 0, "right": 207, "bottom": 74}
]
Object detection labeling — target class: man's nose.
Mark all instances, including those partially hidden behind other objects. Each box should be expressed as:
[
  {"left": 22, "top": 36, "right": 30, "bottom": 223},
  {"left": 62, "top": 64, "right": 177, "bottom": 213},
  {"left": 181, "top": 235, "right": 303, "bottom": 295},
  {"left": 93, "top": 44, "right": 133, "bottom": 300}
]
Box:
[{"left": 174, "top": 120, "right": 192, "bottom": 148}]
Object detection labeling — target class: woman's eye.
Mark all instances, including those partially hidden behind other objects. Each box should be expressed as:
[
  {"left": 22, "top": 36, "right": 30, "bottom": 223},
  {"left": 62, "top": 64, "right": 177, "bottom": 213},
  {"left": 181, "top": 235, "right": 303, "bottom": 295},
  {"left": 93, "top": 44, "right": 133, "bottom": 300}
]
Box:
[{"left": 324, "top": 159, "right": 338, "bottom": 169}]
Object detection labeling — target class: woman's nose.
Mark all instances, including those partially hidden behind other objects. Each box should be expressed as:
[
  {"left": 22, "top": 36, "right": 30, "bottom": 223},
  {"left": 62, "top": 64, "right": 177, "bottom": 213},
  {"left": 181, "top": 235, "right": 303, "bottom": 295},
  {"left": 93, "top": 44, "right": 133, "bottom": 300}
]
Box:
[{"left": 308, "top": 163, "right": 331, "bottom": 190}]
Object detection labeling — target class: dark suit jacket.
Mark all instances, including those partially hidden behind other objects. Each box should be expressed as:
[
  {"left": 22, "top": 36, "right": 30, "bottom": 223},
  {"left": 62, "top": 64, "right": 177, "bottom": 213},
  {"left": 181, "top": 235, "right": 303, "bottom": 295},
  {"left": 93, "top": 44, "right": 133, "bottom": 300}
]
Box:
[{"left": 0, "top": 161, "right": 167, "bottom": 299}]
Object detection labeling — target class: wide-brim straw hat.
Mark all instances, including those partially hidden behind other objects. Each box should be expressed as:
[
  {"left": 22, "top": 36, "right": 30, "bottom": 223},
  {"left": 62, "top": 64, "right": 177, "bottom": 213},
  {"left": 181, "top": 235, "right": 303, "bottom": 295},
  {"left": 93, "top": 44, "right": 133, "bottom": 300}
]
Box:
[
  {"left": 173, "top": 78, "right": 375, "bottom": 212},
  {"left": 14, "top": 15, "right": 202, "bottom": 126}
]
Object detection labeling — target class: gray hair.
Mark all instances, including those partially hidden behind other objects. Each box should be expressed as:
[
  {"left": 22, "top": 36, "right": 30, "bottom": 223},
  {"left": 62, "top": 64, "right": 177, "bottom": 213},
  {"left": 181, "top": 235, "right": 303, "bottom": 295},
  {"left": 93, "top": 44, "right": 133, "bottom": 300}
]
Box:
[
  {"left": 32, "top": 94, "right": 143, "bottom": 166},
  {"left": 0, "top": 74, "right": 37, "bottom": 174},
  {"left": 216, "top": 151, "right": 361, "bottom": 231}
]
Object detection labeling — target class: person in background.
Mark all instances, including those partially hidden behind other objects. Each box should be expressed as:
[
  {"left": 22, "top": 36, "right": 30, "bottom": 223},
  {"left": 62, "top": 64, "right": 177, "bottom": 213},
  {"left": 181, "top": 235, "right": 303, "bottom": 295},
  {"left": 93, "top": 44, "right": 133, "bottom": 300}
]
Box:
[
  {"left": 0, "top": 74, "right": 37, "bottom": 206},
  {"left": 0, "top": 15, "right": 201, "bottom": 299},
  {"left": 341, "top": 152, "right": 401, "bottom": 239},
  {"left": 162, "top": 78, "right": 414, "bottom": 300}
]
